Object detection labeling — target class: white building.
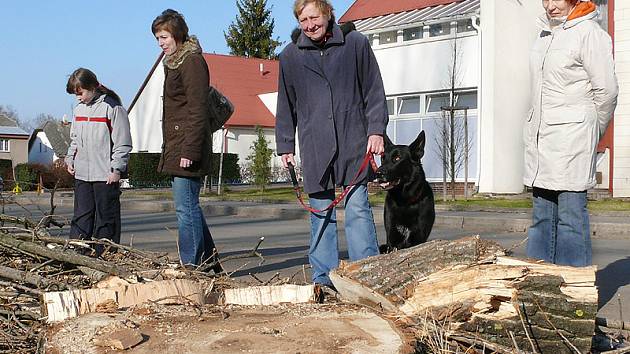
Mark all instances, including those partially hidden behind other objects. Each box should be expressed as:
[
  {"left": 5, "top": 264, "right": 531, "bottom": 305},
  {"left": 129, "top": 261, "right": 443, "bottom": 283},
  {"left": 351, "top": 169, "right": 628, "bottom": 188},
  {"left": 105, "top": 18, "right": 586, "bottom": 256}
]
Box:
[
  {"left": 28, "top": 120, "right": 71, "bottom": 166},
  {"left": 340, "top": 0, "right": 612, "bottom": 194}
]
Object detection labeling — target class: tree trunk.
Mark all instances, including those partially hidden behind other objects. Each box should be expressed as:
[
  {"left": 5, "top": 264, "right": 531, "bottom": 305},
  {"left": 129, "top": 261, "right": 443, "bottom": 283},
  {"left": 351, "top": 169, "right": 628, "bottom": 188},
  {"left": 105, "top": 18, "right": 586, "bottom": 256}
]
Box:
[{"left": 330, "top": 237, "right": 597, "bottom": 353}]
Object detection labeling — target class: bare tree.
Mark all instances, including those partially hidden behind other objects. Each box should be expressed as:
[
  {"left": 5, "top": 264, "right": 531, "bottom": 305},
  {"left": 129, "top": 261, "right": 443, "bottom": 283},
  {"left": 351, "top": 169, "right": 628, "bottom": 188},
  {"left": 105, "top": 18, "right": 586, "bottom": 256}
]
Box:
[
  {"left": 33, "top": 113, "right": 57, "bottom": 129},
  {"left": 433, "top": 32, "right": 473, "bottom": 201}
]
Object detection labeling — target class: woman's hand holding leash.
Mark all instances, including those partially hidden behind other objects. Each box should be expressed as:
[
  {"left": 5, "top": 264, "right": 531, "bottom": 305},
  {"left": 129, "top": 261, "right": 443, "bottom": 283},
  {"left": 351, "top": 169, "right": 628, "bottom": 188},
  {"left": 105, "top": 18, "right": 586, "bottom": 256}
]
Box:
[{"left": 367, "top": 134, "right": 384, "bottom": 156}]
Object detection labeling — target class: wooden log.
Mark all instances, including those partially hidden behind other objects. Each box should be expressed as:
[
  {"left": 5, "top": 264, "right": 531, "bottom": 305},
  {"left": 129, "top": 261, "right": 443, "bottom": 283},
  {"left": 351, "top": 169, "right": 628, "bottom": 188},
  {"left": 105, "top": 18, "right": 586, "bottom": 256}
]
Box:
[
  {"left": 330, "top": 236, "right": 598, "bottom": 353},
  {"left": 223, "top": 284, "right": 315, "bottom": 305},
  {"left": 0, "top": 233, "right": 130, "bottom": 277},
  {"left": 0, "top": 265, "right": 66, "bottom": 290},
  {"left": 42, "top": 279, "right": 203, "bottom": 322}
]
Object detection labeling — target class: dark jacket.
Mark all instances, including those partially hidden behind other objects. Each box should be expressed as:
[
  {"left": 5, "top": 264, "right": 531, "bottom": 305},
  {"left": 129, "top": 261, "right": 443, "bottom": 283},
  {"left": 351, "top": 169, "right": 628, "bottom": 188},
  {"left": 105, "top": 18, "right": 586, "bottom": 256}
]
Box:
[
  {"left": 158, "top": 36, "right": 212, "bottom": 177},
  {"left": 275, "top": 22, "right": 388, "bottom": 194}
]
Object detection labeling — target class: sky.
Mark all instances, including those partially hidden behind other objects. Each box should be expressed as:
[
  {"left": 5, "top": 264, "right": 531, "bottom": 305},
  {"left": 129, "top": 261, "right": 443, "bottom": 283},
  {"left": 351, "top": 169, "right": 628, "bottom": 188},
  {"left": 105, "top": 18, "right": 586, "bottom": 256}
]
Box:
[{"left": 0, "top": 0, "right": 355, "bottom": 128}]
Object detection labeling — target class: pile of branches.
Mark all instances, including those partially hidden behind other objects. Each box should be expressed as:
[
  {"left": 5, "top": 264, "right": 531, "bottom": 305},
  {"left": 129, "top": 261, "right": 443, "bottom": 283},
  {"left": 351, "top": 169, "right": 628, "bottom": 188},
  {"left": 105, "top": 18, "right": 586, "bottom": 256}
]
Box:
[{"left": 0, "top": 193, "right": 242, "bottom": 354}]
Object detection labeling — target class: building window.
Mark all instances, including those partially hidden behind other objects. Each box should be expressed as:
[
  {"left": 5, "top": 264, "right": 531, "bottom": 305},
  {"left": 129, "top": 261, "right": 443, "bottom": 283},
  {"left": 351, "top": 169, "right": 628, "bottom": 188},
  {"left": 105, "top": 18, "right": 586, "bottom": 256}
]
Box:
[
  {"left": 403, "top": 27, "right": 423, "bottom": 41},
  {"left": 0, "top": 139, "right": 9, "bottom": 152},
  {"left": 379, "top": 30, "right": 398, "bottom": 45},
  {"left": 39, "top": 142, "right": 49, "bottom": 153},
  {"left": 387, "top": 99, "right": 395, "bottom": 116},
  {"left": 455, "top": 91, "right": 478, "bottom": 110},
  {"left": 367, "top": 34, "right": 376, "bottom": 47},
  {"left": 429, "top": 22, "right": 451, "bottom": 37},
  {"left": 398, "top": 96, "right": 421, "bottom": 115},
  {"left": 457, "top": 19, "right": 474, "bottom": 33},
  {"left": 426, "top": 94, "right": 451, "bottom": 113}
]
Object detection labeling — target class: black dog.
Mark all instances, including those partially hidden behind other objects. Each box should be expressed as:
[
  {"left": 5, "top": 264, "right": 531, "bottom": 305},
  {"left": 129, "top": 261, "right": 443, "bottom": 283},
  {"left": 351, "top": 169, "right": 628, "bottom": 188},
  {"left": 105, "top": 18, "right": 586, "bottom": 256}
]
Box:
[{"left": 375, "top": 131, "right": 435, "bottom": 253}]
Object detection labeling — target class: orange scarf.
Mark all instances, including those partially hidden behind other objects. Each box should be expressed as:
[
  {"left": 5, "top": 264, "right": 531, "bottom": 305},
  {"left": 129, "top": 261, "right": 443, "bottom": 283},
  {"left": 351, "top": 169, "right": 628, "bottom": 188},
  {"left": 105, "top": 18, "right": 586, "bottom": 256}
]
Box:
[{"left": 568, "top": 1, "right": 597, "bottom": 21}]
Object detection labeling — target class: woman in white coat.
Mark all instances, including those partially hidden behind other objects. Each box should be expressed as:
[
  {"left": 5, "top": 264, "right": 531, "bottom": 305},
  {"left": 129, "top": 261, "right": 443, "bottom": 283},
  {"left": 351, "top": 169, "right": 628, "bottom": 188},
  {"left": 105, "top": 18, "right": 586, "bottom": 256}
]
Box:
[{"left": 524, "top": 0, "right": 618, "bottom": 266}]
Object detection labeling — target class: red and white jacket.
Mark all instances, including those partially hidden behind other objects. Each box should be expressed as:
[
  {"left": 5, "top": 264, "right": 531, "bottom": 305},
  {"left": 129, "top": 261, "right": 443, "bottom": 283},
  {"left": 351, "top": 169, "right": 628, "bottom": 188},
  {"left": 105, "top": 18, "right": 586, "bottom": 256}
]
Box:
[{"left": 65, "top": 93, "right": 132, "bottom": 182}]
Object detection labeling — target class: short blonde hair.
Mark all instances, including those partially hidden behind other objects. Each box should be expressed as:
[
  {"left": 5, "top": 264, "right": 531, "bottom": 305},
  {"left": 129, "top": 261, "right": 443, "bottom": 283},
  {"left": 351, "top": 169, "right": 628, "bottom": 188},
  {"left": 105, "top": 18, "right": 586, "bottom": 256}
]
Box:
[{"left": 293, "top": 0, "right": 334, "bottom": 19}]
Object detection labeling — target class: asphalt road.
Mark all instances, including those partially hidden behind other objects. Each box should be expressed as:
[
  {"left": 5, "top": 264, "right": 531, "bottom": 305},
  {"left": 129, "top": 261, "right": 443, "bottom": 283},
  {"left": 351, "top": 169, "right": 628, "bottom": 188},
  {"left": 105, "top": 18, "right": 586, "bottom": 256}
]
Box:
[{"left": 5, "top": 203, "right": 629, "bottom": 325}]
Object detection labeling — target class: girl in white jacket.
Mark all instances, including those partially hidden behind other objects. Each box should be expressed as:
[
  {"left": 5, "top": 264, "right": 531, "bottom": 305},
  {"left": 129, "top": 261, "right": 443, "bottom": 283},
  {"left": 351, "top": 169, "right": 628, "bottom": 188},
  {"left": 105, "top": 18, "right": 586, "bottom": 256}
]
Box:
[
  {"left": 65, "top": 68, "right": 132, "bottom": 251},
  {"left": 524, "top": 0, "right": 618, "bottom": 266}
]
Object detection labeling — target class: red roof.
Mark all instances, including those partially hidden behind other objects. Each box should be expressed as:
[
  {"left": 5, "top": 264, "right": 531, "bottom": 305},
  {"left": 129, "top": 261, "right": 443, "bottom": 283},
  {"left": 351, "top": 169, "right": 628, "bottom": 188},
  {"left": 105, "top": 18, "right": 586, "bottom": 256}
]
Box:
[
  {"left": 339, "top": 0, "right": 464, "bottom": 23},
  {"left": 203, "top": 54, "right": 278, "bottom": 128}
]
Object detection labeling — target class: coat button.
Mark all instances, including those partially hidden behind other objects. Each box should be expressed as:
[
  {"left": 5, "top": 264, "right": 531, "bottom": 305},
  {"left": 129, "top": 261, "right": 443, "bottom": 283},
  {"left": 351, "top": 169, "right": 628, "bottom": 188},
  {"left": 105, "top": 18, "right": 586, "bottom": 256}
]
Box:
[{"left": 174, "top": 125, "right": 179, "bottom": 130}]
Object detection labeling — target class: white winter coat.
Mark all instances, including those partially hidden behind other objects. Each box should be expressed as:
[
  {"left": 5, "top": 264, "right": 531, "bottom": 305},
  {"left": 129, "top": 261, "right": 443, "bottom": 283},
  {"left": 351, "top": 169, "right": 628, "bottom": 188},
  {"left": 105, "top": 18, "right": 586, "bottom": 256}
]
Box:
[{"left": 523, "top": 11, "right": 618, "bottom": 191}]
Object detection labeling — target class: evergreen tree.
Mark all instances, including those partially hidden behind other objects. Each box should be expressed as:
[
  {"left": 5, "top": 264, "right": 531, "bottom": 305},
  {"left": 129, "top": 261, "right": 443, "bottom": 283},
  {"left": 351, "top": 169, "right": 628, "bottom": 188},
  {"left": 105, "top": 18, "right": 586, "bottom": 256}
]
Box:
[
  {"left": 224, "top": 0, "right": 281, "bottom": 59},
  {"left": 246, "top": 126, "right": 273, "bottom": 192}
]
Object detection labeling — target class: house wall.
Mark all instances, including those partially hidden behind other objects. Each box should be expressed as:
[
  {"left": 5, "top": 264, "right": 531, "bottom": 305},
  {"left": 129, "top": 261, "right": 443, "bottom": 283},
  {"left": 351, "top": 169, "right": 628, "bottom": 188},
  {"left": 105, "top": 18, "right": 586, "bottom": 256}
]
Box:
[
  {"left": 129, "top": 63, "right": 165, "bottom": 154},
  {"left": 374, "top": 34, "right": 479, "bottom": 94},
  {"left": 28, "top": 132, "right": 57, "bottom": 165},
  {"left": 613, "top": 0, "right": 630, "bottom": 197},
  {"left": 476, "top": 0, "right": 541, "bottom": 194},
  {"left": 214, "top": 126, "right": 284, "bottom": 174},
  {"left": 366, "top": 23, "right": 479, "bottom": 183},
  {"left": 0, "top": 138, "right": 29, "bottom": 167}
]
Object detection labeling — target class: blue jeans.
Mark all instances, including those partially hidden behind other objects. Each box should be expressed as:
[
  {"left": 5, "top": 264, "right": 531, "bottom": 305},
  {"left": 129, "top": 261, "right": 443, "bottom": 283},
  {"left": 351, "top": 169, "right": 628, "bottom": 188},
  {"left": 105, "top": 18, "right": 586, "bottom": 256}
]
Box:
[
  {"left": 526, "top": 188, "right": 592, "bottom": 266},
  {"left": 172, "top": 176, "right": 217, "bottom": 266},
  {"left": 309, "top": 185, "right": 379, "bottom": 286}
]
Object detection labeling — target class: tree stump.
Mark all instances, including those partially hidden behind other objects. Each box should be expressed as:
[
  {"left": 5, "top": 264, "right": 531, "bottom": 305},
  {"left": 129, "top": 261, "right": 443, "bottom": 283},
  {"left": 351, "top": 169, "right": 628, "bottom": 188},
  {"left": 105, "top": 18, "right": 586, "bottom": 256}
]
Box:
[{"left": 330, "top": 236, "right": 597, "bottom": 353}]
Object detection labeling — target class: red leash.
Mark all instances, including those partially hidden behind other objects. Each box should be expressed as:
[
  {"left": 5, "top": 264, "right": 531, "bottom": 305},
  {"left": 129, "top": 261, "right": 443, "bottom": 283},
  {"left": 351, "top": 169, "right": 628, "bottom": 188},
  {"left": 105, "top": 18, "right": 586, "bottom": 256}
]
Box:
[{"left": 288, "top": 153, "right": 379, "bottom": 213}]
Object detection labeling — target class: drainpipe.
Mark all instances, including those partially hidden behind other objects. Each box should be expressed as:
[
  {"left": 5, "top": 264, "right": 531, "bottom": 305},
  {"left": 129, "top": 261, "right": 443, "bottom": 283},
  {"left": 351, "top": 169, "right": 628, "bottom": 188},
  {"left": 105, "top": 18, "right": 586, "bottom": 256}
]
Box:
[
  {"left": 471, "top": 14, "right": 483, "bottom": 192},
  {"left": 217, "top": 127, "right": 228, "bottom": 195}
]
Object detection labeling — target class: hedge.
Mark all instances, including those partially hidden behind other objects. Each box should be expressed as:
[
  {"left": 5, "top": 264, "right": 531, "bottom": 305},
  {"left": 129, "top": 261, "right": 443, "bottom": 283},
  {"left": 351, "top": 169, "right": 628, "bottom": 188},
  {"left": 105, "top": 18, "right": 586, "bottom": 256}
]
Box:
[
  {"left": 128, "top": 152, "right": 241, "bottom": 188},
  {"left": 128, "top": 153, "right": 171, "bottom": 188},
  {"left": 10, "top": 162, "right": 74, "bottom": 191},
  {"left": 0, "top": 159, "right": 12, "bottom": 190},
  {"left": 210, "top": 153, "right": 241, "bottom": 183}
]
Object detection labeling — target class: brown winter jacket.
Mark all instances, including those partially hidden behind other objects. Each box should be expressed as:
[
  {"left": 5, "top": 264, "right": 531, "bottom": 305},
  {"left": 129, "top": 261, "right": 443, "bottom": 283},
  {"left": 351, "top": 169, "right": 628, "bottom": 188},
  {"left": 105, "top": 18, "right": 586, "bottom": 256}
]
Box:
[{"left": 158, "top": 36, "right": 212, "bottom": 177}]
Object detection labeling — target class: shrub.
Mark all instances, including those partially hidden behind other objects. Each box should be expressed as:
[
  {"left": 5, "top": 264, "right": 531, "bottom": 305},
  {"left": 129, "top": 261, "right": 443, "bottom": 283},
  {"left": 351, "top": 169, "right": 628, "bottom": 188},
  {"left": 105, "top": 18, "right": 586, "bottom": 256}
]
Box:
[
  {"left": 45, "top": 160, "right": 74, "bottom": 189},
  {"left": 14, "top": 163, "right": 39, "bottom": 191},
  {"left": 210, "top": 153, "right": 241, "bottom": 183},
  {"left": 0, "top": 159, "right": 13, "bottom": 190},
  {"left": 128, "top": 152, "right": 242, "bottom": 188},
  {"left": 128, "top": 153, "right": 171, "bottom": 188}
]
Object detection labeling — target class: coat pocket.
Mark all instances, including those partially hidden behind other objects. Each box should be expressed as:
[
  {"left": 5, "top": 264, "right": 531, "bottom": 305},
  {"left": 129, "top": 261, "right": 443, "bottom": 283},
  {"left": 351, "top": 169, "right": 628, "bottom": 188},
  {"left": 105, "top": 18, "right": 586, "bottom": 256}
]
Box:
[{"left": 542, "top": 108, "right": 586, "bottom": 125}]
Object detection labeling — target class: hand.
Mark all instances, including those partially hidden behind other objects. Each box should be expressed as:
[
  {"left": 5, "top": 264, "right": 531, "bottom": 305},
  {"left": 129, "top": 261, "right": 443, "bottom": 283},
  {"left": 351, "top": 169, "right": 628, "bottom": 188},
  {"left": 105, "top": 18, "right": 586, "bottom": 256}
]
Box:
[
  {"left": 67, "top": 164, "right": 75, "bottom": 176},
  {"left": 281, "top": 153, "right": 296, "bottom": 168},
  {"left": 366, "top": 135, "right": 384, "bottom": 155},
  {"left": 106, "top": 172, "right": 121, "bottom": 185},
  {"left": 180, "top": 158, "right": 193, "bottom": 169}
]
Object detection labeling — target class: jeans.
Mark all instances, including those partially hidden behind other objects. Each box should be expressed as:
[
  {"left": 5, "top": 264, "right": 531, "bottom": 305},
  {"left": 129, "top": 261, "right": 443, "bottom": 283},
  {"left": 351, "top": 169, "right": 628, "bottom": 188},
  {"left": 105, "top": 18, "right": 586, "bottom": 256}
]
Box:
[
  {"left": 70, "top": 179, "right": 121, "bottom": 244},
  {"left": 309, "top": 185, "right": 379, "bottom": 286},
  {"left": 526, "top": 187, "right": 592, "bottom": 266},
  {"left": 172, "top": 176, "right": 217, "bottom": 266}
]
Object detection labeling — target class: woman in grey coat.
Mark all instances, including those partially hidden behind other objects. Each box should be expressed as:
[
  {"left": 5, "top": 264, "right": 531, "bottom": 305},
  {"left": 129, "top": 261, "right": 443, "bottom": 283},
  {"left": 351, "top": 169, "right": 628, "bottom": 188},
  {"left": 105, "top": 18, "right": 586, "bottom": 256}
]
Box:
[
  {"left": 275, "top": 0, "right": 388, "bottom": 289},
  {"left": 524, "top": 0, "right": 618, "bottom": 266}
]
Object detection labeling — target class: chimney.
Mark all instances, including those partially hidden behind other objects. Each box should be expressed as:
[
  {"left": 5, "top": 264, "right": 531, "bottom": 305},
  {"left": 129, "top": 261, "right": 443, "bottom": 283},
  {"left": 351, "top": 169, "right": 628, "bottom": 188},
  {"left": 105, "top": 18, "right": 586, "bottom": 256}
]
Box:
[{"left": 260, "top": 63, "right": 264, "bottom": 76}]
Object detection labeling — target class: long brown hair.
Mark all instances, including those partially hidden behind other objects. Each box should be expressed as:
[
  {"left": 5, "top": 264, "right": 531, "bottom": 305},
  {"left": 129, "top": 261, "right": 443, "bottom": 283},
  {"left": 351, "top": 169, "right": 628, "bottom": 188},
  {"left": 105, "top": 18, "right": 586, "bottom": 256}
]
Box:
[{"left": 66, "top": 68, "right": 121, "bottom": 105}]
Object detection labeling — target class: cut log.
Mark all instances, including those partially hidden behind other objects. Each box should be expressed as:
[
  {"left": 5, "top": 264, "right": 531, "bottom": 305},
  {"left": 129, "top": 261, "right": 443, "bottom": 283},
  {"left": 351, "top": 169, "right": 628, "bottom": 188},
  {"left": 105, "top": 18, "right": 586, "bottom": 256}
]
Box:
[
  {"left": 330, "top": 236, "right": 598, "bottom": 353},
  {"left": 42, "top": 279, "right": 203, "bottom": 322},
  {"left": 223, "top": 284, "right": 315, "bottom": 305}
]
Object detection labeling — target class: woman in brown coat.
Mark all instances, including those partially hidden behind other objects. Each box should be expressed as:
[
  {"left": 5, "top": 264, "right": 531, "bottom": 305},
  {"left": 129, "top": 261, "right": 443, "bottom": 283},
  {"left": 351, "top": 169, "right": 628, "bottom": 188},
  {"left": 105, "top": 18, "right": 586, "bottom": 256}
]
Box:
[{"left": 152, "top": 9, "right": 221, "bottom": 272}]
